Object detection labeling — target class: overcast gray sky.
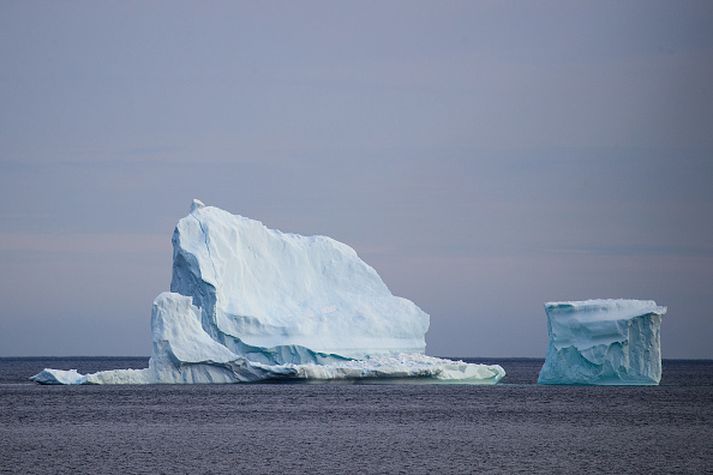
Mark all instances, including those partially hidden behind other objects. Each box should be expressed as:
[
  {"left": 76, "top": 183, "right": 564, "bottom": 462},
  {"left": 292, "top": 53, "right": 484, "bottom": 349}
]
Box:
[{"left": 1, "top": 1, "right": 712, "bottom": 358}]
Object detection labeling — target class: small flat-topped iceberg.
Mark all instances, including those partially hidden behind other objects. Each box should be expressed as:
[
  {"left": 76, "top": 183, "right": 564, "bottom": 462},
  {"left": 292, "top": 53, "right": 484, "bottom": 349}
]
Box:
[
  {"left": 32, "top": 200, "right": 504, "bottom": 385},
  {"left": 538, "top": 299, "right": 667, "bottom": 385}
]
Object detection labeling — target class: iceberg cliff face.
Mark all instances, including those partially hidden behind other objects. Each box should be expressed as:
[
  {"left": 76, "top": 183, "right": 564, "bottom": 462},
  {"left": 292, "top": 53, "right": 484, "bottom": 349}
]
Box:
[
  {"left": 170, "top": 199, "right": 428, "bottom": 361},
  {"left": 32, "top": 200, "right": 504, "bottom": 385},
  {"left": 537, "top": 299, "right": 666, "bottom": 385}
]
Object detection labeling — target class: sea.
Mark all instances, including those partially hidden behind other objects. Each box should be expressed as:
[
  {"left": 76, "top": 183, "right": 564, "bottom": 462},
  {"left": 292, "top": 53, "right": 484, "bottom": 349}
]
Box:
[{"left": 0, "top": 357, "right": 711, "bottom": 474}]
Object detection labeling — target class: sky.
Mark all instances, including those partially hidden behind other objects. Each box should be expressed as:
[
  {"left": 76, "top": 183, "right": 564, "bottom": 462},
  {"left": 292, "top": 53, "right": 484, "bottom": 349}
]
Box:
[{"left": 1, "top": 1, "right": 712, "bottom": 358}]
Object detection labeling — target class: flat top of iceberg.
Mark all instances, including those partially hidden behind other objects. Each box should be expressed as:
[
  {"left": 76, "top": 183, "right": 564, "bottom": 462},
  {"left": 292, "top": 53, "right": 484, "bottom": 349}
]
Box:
[{"left": 545, "top": 299, "right": 666, "bottom": 321}]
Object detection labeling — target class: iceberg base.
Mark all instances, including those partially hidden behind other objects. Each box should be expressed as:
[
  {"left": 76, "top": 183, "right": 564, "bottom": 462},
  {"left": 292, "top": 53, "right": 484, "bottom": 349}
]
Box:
[{"left": 31, "top": 355, "right": 505, "bottom": 385}]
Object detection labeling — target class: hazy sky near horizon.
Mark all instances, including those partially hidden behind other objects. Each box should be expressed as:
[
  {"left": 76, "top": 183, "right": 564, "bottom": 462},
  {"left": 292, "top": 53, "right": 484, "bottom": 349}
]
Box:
[{"left": 1, "top": 1, "right": 712, "bottom": 358}]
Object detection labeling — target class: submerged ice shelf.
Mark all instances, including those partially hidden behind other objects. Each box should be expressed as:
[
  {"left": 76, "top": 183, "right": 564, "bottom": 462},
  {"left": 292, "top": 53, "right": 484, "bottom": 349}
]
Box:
[
  {"left": 32, "top": 200, "right": 505, "bottom": 385},
  {"left": 538, "top": 299, "right": 667, "bottom": 385}
]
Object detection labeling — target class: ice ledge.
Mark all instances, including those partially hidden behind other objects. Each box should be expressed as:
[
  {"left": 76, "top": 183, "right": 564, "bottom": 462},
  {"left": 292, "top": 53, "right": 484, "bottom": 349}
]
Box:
[
  {"left": 31, "top": 368, "right": 153, "bottom": 385},
  {"left": 31, "top": 369, "right": 86, "bottom": 385},
  {"left": 31, "top": 356, "right": 506, "bottom": 385}
]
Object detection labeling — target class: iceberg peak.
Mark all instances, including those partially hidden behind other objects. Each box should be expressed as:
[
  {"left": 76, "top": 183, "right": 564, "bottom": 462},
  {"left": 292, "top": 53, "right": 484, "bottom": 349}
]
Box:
[{"left": 190, "top": 198, "right": 206, "bottom": 212}]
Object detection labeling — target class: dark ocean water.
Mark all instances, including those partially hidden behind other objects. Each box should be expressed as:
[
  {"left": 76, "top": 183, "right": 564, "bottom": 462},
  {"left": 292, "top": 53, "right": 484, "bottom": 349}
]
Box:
[{"left": 1, "top": 358, "right": 711, "bottom": 474}]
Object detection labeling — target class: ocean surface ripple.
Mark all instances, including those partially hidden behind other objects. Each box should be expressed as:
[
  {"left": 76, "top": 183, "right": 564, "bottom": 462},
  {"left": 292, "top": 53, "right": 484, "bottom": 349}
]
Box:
[{"left": 1, "top": 357, "right": 711, "bottom": 474}]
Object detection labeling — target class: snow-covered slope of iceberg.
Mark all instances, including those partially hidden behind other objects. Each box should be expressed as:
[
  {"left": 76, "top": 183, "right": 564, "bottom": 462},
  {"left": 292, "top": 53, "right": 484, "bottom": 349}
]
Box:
[
  {"left": 171, "top": 199, "right": 428, "bottom": 360},
  {"left": 32, "top": 200, "right": 504, "bottom": 385},
  {"left": 537, "top": 299, "right": 667, "bottom": 385}
]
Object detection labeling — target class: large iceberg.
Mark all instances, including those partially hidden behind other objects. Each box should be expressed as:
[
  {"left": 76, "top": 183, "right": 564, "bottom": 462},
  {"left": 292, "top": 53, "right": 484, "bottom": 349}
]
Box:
[
  {"left": 537, "top": 299, "right": 667, "bottom": 385},
  {"left": 32, "top": 200, "right": 504, "bottom": 385}
]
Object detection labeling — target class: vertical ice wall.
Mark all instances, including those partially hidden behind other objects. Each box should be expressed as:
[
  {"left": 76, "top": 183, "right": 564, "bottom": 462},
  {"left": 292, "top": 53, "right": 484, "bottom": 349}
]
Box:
[{"left": 538, "top": 299, "right": 667, "bottom": 385}]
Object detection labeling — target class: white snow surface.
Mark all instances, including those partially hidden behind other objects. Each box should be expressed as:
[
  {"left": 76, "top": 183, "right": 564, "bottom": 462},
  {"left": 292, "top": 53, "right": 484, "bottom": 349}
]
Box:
[
  {"left": 32, "top": 200, "right": 504, "bottom": 385},
  {"left": 170, "top": 202, "right": 429, "bottom": 356},
  {"left": 538, "top": 299, "right": 667, "bottom": 385}
]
